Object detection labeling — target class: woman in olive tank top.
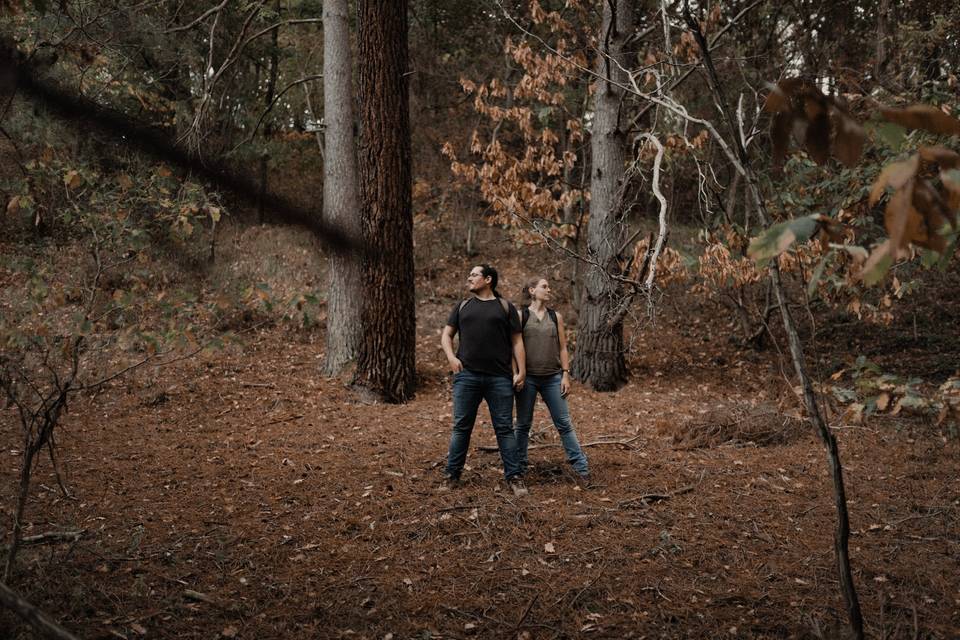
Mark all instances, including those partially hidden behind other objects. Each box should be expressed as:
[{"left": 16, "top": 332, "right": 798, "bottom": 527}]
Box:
[{"left": 514, "top": 277, "right": 589, "bottom": 483}]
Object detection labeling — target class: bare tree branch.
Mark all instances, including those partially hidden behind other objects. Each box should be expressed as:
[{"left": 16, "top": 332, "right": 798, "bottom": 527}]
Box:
[
  {"left": 163, "top": 0, "right": 229, "bottom": 34},
  {"left": 0, "top": 580, "right": 79, "bottom": 640}
]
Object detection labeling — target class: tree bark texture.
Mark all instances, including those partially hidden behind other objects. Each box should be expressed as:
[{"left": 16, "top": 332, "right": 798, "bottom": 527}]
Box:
[
  {"left": 571, "top": 0, "right": 633, "bottom": 392},
  {"left": 354, "top": 0, "right": 416, "bottom": 403},
  {"left": 322, "top": 0, "right": 363, "bottom": 375}
]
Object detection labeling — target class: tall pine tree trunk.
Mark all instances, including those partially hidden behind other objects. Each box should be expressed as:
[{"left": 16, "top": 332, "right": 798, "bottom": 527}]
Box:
[
  {"left": 571, "top": 0, "right": 633, "bottom": 392},
  {"left": 354, "top": 0, "right": 416, "bottom": 402},
  {"left": 322, "top": 0, "right": 362, "bottom": 375}
]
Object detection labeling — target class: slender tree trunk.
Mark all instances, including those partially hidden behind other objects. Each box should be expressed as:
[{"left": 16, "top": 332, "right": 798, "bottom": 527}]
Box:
[
  {"left": 321, "top": 0, "right": 362, "bottom": 375},
  {"left": 770, "top": 266, "right": 863, "bottom": 639},
  {"left": 681, "top": 6, "right": 864, "bottom": 632},
  {"left": 258, "top": 0, "right": 280, "bottom": 225},
  {"left": 4, "top": 446, "right": 36, "bottom": 582},
  {"left": 875, "top": 0, "right": 890, "bottom": 81},
  {"left": 354, "top": 0, "right": 416, "bottom": 403},
  {"left": 571, "top": 0, "right": 632, "bottom": 392}
]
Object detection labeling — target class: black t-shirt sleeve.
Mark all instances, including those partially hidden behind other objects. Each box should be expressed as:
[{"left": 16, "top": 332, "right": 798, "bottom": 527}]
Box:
[
  {"left": 506, "top": 301, "right": 522, "bottom": 334},
  {"left": 446, "top": 302, "right": 461, "bottom": 332}
]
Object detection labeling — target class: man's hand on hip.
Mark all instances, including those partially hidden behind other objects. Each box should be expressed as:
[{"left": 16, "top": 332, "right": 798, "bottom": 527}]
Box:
[{"left": 449, "top": 357, "right": 463, "bottom": 374}]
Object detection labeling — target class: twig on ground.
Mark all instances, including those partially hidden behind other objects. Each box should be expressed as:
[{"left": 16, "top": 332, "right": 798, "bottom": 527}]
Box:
[
  {"left": 1, "top": 530, "right": 84, "bottom": 551},
  {"left": 515, "top": 592, "right": 539, "bottom": 630},
  {"left": 477, "top": 434, "right": 642, "bottom": 453},
  {"left": 566, "top": 563, "right": 607, "bottom": 607},
  {"left": 618, "top": 483, "right": 695, "bottom": 508}
]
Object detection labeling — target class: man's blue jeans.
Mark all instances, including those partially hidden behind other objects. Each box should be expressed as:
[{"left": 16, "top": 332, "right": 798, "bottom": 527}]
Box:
[
  {"left": 514, "top": 373, "right": 589, "bottom": 475},
  {"left": 445, "top": 369, "right": 522, "bottom": 480}
]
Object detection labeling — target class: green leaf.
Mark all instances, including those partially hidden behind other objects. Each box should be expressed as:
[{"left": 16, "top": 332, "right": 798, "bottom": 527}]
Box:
[
  {"left": 830, "top": 386, "right": 857, "bottom": 403},
  {"left": 875, "top": 122, "right": 907, "bottom": 149},
  {"left": 747, "top": 215, "right": 820, "bottom": 264},
  {"left": 861, "top": 241, "right": 893, "bottom": 287},
  {"left": 936, "top": 231, "right": 959, "bottom": 270},
  {"left": 920, "top": 248, "right": 941, "bottom": 268},
  {"left": 862, "top": 253, "right": 892, "bottom": 286}
]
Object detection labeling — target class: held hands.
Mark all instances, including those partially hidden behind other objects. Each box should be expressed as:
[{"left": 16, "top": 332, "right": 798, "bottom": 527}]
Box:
[
  {"left": 560, "top": 371, "right": 571, "bottom": 397},
  {"left": 449, "top": 357, "right": 463, "bottom": 374},
  {"left": 513, "top": 372, "right": 526, "bottom": 391}
]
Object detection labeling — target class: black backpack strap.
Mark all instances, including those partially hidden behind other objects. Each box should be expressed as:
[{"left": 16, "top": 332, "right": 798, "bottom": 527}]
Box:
[
  {"left": 521, "top": 306, "right": 530, "bottom": 329},
  {"left": 548, "top": 308, "right": 561, "bottom": 348}
]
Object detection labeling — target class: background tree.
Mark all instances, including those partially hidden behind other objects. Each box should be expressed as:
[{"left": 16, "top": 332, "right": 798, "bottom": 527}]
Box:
[{"left": 321, "top": 0, "right": 362, "bottom": 375}]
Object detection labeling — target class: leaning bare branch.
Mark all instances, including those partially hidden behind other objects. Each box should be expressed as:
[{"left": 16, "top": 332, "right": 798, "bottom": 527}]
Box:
[{"left": 0, "top": 579, "right": 79, "bottom": 640}]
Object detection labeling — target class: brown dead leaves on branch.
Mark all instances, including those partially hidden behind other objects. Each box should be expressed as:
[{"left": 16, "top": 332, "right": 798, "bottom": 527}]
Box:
[
  {"left": 763, "top": 79, "right": 865, "bottom": 170},
  {"left": 866, "top": 146, "right": 960, "bottom": 274},
  {"left": 442, "top": 3, "right": 592, "bottom": 243},
  {"left": 760, "top": 78, "right": 960, "bottom": 285}
]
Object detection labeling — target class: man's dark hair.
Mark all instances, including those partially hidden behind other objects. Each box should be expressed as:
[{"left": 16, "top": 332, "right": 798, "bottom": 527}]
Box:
[{"left": 480, "top": 264, "right": 500, "bottom": 296}]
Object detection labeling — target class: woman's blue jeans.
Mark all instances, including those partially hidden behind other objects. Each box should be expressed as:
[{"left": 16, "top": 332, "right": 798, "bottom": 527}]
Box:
[
  {"left": 445, "top": 369, "right": 522, "bottom": 480},
  {"left": 514, "top": 373, "right": 589, "bottom": 475}
]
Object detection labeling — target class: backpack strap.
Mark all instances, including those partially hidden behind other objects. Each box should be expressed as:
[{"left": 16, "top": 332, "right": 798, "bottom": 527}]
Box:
[
  {"left": 521, "top": 307, "right": 530, "bottom": 329},
  {"left": 549, "top": 308, "right": 561, "bottom": 349}
]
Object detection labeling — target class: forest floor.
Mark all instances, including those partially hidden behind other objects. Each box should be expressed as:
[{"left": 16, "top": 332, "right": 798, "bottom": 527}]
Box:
[{"left": 1, "top": 222, "right": 959, "bottom": 640}]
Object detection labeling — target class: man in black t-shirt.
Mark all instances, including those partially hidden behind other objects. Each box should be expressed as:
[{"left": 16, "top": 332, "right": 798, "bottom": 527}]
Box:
[{"left": 440, "top": 264, "right": 528, "bottom": 496}]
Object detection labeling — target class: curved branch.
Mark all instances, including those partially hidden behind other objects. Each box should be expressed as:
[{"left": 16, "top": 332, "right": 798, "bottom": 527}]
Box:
[
  {"left": 636, "top": 133, "right": 669, "bottom": 288},
  {"left": 233, "top": 74, "right": 323, "bottom": 152}
]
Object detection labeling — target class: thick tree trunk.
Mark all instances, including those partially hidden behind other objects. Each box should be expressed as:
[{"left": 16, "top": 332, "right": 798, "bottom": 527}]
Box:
[
  {"left": 571, "top": 0, "right": 632, "bottom": 392},
  {"left": 321, "top": 0, "right": 363, "bottom": 375},
  {"left": 354, "top": 0, "right": 416, "bottom": 403}
]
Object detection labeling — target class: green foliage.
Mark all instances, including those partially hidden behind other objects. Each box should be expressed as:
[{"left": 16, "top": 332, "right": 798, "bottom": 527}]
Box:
[
  {"left": 747, "top": 215, "right": 820, "bottom": 263},
  {"left": 873, "top": 122, "right": 908, "bottom": 151},
  {"left": 830, "top": 356, "right": 951, "bottom": 423}
]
